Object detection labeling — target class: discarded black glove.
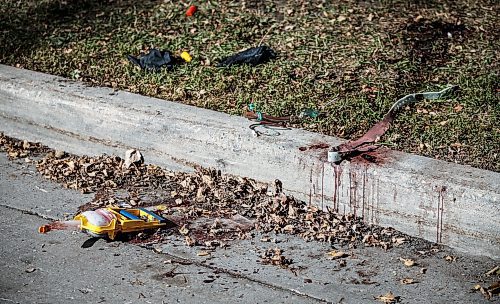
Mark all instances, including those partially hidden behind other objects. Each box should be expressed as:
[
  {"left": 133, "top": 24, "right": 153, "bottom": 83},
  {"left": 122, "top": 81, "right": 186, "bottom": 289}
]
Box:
[
  {"left": 217, "top": 46, "right": 276, "bottom": 67},
  {"left": 127, "top": 49, "right": 174, "bottom": 72}
]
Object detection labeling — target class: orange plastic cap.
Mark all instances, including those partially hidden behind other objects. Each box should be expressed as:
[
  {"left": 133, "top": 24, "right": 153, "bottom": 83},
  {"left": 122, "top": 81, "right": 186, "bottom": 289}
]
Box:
[
  {"left": 186, "top": 5, "right": 197, "bottom": 16},
  {"left": 38, "top": 225, "right": 51, "bottom": 234}
]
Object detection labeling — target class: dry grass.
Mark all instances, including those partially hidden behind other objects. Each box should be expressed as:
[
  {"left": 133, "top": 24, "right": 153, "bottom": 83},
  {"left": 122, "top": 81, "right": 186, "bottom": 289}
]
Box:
[{"left": 0, "top": 0, "right": 498, "bottom": 171}]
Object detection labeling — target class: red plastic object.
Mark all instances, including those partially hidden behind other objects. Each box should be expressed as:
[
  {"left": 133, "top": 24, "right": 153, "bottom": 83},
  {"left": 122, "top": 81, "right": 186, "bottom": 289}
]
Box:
[{"left": 186, "top": 5, "right": 197, "bottom": 16}]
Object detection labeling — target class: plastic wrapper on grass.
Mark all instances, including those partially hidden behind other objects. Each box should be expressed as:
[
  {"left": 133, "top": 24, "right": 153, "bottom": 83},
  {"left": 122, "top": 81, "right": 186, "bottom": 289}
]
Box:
[
  {"left": 217, "top": 46, "right": 276, "bottom": 67},
  {"left": 127, "top": 49, "right": 176, "bottom": 72}
]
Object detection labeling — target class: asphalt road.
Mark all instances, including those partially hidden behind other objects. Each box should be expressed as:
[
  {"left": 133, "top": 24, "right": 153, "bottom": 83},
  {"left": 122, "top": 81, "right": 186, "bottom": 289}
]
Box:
[{"left": 0, "top": 154, "right": 497, "bottom": 304}]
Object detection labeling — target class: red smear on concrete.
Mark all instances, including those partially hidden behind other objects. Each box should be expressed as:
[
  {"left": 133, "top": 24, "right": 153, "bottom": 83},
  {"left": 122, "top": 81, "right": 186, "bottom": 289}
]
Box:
[
  {"left": 39, "top": 220, "right": 80, "bottom": 233},
  {"left": 299, "top": 142, "right": 330, "bottom": 152},
  {"left": 350, "top": 147, "right": 393, "bottom": 166}
]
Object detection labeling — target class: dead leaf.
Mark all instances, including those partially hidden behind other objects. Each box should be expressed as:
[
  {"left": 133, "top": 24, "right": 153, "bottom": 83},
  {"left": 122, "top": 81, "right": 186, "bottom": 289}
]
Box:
[
  {"left": 185, "top": 236, "right": 195, "bottom": 246},
  {"left": 327, "top": 250, "right": 349, "bottom": 259},
  {"left": 374, "top": 291, "right": 400, "bottom": 303},
  {"left": 399, "top": 257, "right": 416, "bottom": 267},
  {"left": 392, "top": 237, "right": 406, "bottom": 246},
  {"left": 261, "top": 247, "right": 293, "bottom": 268},
  {"left": 414, "top": 15, "right": 424, "bottom": 22},
  {"left": 155, "top": 205, "right": 167, "bottom": 211},
  {"left": 454, "top": 104, "right": 463, "bottom": 112},
  {"left": 337, "top": 15, "right": 347, "bottom": 22},
  {"left": 206, "top": 240, "right": 223, "bottom": 248},
  {"left": 444, "top": 255, "right": 457, "bottom": 262},
  {"left": 260, "top": 236, "right": 271, "bottom": 242},
  {"left": 54, "top": 150, "right": 65, "bottom": 159},
  {"left": 178, "top": 224, "right": 190, "bottom": 235},
  {"left": 488, "top": 281, "right": 500, "bottom": 294},
  {"left": 196, "top": 187, "right": 205, "bottom": 202},
  {"left": 400, "top": 278, "right": 416, "bottom": 285},
  {"left": 197, "top": 251, "right": 210, "bottom": 257},
  {"left": 486, "top": 266, "right": 499, "bottom": 276}
]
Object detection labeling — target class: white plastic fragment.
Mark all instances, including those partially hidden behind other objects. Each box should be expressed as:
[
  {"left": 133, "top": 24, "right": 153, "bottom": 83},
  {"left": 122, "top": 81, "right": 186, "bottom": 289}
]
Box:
[{"left": 124, "top": 149, "right": 144, "bottom": 169}]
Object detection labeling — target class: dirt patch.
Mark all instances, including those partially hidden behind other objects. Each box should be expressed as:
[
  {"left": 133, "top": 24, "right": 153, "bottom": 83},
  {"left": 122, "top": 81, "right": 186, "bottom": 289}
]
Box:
[{"left": 403, "top": 18, "right": 468, "bottom": 66}]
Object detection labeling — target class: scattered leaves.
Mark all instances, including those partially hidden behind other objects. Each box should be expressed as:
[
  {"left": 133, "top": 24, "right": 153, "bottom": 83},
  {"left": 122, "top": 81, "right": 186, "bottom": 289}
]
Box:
[{"left": 2, "top": 134, "right": 418, "bottom": 254}]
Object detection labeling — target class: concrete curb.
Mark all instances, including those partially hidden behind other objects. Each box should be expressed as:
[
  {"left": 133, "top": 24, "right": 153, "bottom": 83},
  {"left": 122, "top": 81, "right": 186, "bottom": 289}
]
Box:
[{"left": 1, "top": 64, "right": 498, "bottom": 259}]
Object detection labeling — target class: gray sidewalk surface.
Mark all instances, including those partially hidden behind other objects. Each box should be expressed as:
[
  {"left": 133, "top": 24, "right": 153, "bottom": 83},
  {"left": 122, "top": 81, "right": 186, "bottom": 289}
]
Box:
[{"left": 0, "top": 154, "right": 497, "bottom": 304}]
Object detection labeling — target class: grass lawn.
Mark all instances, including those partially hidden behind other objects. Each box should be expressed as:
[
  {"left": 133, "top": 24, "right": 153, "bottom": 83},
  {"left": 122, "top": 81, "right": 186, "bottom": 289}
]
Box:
[{"left": 1, "top": 0, "right": 498, "bottom": 171}]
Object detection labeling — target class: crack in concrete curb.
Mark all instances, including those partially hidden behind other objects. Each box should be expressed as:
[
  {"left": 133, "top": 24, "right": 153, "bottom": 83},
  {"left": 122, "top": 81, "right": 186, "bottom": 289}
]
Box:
[{"left": 142, "top": 250, "right": 329, "bottom": 303}]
